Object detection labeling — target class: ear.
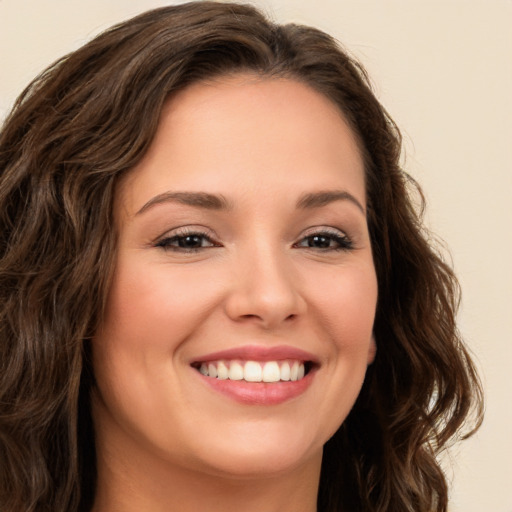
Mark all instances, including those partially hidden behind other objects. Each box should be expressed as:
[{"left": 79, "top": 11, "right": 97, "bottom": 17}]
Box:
[{"left": 367, "top": 334, "right": 377, "bottom": 365}]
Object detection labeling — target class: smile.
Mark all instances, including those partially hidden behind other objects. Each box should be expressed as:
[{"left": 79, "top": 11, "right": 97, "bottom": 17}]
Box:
[
  {"left": 190, "top": 345, "right": 318, "bottom": 404},
  {"left": 196, "top": 359, "right": 307, "bottom": 383}
]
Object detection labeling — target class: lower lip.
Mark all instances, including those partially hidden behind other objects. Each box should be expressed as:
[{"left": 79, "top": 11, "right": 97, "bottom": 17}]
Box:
[{"left": 195, "top": 369, "right": 316, "bottom": 405}]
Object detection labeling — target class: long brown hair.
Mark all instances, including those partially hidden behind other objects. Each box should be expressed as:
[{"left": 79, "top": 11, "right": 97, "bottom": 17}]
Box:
[{"left": 0, "top": 2, "right": 483, "bottom": 511}]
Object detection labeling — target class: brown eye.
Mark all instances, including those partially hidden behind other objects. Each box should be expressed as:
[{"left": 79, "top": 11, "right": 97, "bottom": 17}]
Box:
[
  {"left": 295, "top": 231, "right": 353, "bottom": 251},
  {"left": 306, "top": 235, "right": 333, "bottom": 249},
  {"left": 176, "top": 234, "right": 207, "bottom": 248},
  {"left": 156, "top": 231, "right": 219, "bottom": 252}
]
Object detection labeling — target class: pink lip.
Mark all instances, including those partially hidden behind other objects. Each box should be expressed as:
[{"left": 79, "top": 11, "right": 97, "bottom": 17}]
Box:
[
  {"left": 191, "top": 344, "right": 318, "bottom": 364},
  {"left": 196, "top": 371, "right": 316, "bottom": 405},
  {"left": 190, "top": 345, "right": 318, "bottom": 405}
]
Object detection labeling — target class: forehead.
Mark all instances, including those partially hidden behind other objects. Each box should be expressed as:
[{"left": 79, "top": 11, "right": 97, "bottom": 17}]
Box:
[{"left": 118, "top": 74, "right": 366, "bottom": 214}]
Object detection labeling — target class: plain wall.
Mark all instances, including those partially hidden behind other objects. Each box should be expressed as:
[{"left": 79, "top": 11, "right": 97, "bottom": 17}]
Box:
[{"left": 1, "top": 1, "right": 511, "bottom": 511}]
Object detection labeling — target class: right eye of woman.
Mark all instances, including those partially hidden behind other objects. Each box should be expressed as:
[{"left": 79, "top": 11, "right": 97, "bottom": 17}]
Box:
[{"left": 155, "top": 230, "right": 220, "bottom": 252}]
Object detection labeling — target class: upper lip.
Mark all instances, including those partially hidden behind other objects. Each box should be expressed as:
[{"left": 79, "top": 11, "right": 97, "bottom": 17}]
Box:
[{"left": 191, "top": 345, "right": 319, "bottom": 364}]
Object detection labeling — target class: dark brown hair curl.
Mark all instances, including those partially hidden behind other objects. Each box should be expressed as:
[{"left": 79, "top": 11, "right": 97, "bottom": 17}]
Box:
[{"left": 0, "top": 2, "right": 483, "bottom": 511}]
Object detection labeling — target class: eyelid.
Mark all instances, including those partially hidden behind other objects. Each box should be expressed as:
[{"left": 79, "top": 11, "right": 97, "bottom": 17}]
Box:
[
  {"left": 299, "top": 225, "right": 347, "bottom": 237},
  {"left": 155, "top": 225, "right": 217, "bottom": 242}
]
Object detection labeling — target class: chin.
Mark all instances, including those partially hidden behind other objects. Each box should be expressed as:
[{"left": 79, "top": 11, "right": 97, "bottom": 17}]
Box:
[
  {"left": 200, "top": 448, "right": 320, "bottom": 480},
  {"left": 182, "top": 422, "right": 324, "bottom": 479}
]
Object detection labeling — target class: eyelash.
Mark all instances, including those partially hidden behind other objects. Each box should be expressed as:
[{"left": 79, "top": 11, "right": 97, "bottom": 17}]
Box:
[
  {"left": 155, "top": 228, "right": 219, "bottom": 253},
  {"left": 293, "top": 229, "right": 353, "bottom": 252},
  {"left": 155, "top": 228, "right": 353, "bottom": 253}
]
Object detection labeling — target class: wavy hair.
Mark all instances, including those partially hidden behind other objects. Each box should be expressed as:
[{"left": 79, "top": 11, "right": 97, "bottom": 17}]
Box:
[{"left": 0, "top": 2, "right": 483, "bottom": 511}]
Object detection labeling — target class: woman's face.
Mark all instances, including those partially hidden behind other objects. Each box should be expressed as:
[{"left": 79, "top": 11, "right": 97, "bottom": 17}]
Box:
[{"left": 92, "top": 75, "right": 378, "bottom": 479}]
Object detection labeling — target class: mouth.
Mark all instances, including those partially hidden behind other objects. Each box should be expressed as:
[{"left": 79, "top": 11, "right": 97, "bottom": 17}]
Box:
[
  {"left": 190, "top": 345, "right": 318, "bottom": 405},
  {"left": 192, "top": 359, "right": 314, "bottom": 383}
]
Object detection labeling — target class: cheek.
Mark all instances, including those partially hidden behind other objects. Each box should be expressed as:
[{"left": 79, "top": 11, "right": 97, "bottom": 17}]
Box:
[
  {"left": 91, "top": 257, "right": 223, "bottom": 425},
  {"left": 99, "top": 256, "right": 224, "bottom": 354},
  {"left": 307, "top": 261, "right": 376, "bottom": 414},
  {"left": 307, "top": 262, "right": 377, "bottom": 347},
  {"left": 91, "top": 258, "right": 224, "bottom": 449}
]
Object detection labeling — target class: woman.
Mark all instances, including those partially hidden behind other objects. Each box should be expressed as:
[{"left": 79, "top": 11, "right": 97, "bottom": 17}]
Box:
[{"left": 0, "top": 2, "right": 483, "bottom": 511}]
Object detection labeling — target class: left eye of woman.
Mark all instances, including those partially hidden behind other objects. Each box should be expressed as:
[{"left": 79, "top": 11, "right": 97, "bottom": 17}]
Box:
[{"left": 295, "top": 231, "right": 353, "bottom": 251}]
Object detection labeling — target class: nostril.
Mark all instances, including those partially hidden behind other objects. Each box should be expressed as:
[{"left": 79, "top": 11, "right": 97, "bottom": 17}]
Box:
[{"left": 223, "top": 272, "right": 306, "bottom": 328}]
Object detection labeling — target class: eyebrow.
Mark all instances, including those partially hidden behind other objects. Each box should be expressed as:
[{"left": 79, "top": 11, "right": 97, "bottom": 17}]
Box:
[
  {"left": 136, "top": 191, "right": 232, "bottom": 215},
  {"left": 296, "top": 190, "right": 365, "bottom": 214},
  {"left": 136, "top": 189, "right": 365, "bottom": 216}
]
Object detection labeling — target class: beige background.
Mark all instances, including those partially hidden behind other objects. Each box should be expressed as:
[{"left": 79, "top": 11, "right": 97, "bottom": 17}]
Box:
[{"left": 1, "top": 1, "right": 511, "bottom": 510}]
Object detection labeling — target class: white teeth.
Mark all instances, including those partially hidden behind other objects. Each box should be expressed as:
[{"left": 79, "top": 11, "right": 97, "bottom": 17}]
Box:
[
  {"left": 228, "top": 361, "right": 244, "bottom": 380},
  {"left": 290, "top": 361, "right": 299, "bottom": 381},
  {"left": 262, "top": 361, "right": 280, "bottom": 382},
  {"left": 217, "top": 361, "right": 229, "bottom": 380},
  {"left": 208, "top": 363, "right": 218, "bottom": 378},
  {"left": 197, "top": 360, "right": 308, "bottom": 383},
  {"left": 244, "top": 361, "right": 262, "bottom": 382},
  {"left": 280, "top": 361, "right": 291, "bottom": 381}
]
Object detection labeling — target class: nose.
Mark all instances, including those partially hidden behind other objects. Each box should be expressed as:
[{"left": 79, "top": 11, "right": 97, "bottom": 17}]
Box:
[{"left": 223, "top": 244, "right": 306, "bottom": 329}]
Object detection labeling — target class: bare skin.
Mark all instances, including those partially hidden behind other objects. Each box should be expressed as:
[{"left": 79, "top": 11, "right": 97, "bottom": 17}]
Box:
[{"left": 92, "top": 421, "right": 321, "bottom": 512}]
